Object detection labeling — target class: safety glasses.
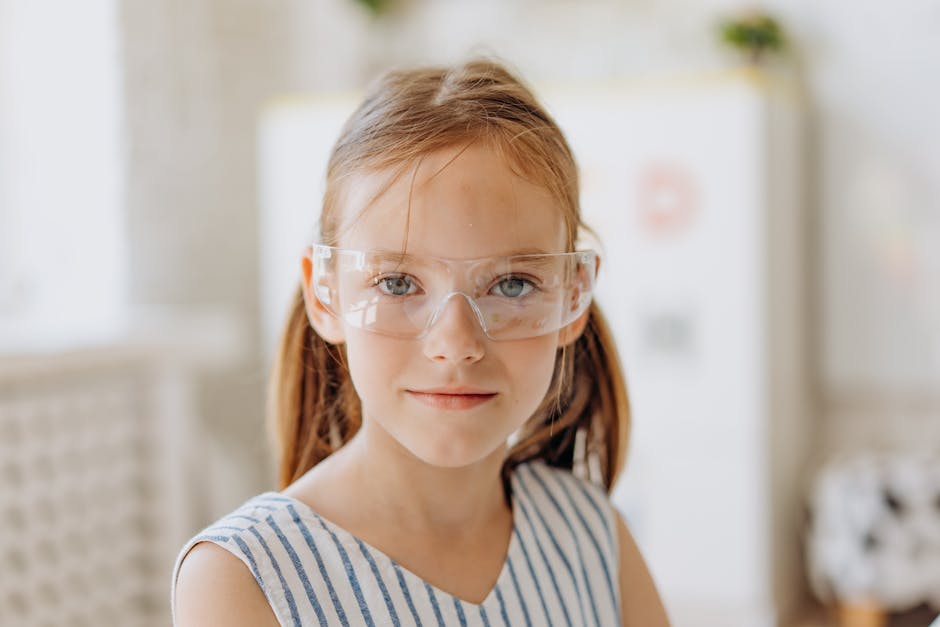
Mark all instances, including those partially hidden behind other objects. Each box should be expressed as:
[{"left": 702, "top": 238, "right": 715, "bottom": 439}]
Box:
[{"left": 311, "top": 245, "right": 597, "bottom": 341}]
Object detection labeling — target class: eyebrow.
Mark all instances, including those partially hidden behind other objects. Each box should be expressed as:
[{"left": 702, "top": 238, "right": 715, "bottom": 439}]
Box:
[
  {"left": 490, "top": 247, "right": 555, "bottom": 257},
  {"left": 365, "top": 246, "right": 557, "bottom": 256},
  {"left": 363, "top": 247, "right": 557, "bottom": 262}
]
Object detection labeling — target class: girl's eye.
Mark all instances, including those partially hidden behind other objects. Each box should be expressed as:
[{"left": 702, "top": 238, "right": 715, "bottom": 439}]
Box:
[
  {"left": 491, "top": 277, "right": 535, "bottom": 298},
  {"left": 375, "top": 275, "right": 416, "bottom": 296}
]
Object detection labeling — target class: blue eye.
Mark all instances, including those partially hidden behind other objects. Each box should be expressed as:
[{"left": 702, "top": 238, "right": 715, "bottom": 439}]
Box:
[
  {"left": 492, "top": 277, "right": 534, "bottom": 298},
  {"left": 376, "top": 275, "right": 416, "bottom": 296}
]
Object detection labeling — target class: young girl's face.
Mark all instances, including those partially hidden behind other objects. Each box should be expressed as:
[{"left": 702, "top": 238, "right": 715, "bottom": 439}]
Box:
[{"left": 315, "top": 143, "right": 571, "bottom": 468}]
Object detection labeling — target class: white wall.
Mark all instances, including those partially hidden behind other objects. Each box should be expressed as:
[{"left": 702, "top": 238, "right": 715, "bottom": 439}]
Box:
[
  {"left": 760, "top": 0, "right": 940, "bottom": 445},
  {"left": 0, "top": 0, "right": 125, "bottom": 350}
]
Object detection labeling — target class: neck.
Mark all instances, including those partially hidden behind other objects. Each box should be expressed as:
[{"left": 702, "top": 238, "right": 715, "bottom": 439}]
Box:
[{"left": 335, "top": 417, "right": 511, "bottom": 538}]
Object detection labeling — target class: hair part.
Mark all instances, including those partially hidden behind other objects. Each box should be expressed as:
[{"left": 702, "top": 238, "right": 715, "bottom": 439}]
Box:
[{"left": 268, "top": 57, "right": 631, "bottom": 494}]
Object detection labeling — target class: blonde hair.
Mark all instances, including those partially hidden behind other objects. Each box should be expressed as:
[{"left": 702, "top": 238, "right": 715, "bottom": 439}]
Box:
[{"left": 268, "top": 59, "right": 631, "bottom": 494}]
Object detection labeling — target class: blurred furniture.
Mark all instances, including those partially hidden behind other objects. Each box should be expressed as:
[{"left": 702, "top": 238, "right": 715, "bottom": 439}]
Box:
[
  {"left": 789, "top": 604, "right": 940, "bottom": 627},
  {"left": 0, "top": 310, "right": 240, "bottom": 626},
  {"left": 805, "top": 453, "right": 940, "bottom": 627},
  {"left": 0, "top": 348, "right": 183, "bottom": 625}
]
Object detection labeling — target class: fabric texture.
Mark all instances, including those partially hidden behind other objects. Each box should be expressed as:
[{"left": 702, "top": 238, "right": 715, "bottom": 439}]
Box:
[{"left": 171, "top": 460, "right": 622, "bottom": 626}]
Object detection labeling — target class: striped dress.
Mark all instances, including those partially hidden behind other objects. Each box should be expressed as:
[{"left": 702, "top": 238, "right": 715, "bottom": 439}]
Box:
[{"left": 171, "top": 460, "right": 622, "bottom": 626}]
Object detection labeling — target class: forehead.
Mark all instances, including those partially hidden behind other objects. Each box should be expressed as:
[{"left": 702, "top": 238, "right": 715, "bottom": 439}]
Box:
[{"left": 335, "top": 143, "right": 566, "bottom": 258}]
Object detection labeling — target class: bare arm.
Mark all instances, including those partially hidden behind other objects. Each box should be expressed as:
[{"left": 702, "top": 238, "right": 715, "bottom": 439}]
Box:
[
  {"left": 174, "top": 542, "right": 280, "bottom": 627},
  {"left": 616, "top": 512, "right": 671, "bottom": 627}
]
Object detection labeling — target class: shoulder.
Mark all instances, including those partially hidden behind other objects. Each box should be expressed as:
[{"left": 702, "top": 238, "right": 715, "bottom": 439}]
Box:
[
  {"left": 171, "top": 492, "right": 296, "bottom": 627},
  {"left": 515, "top": 459, "right": 611, "bottom": 505},
  {"left": 514, "top": 461, "right": 671, "bottom": 626},
  {"left": 513, "top": 459, "right": 607, "bottom": 502},
  {"left": 513, "top": 460, "right": 618, "bottom": 549},
  {"left": 174, "top": 541, "right": 279, "bottom": 627},
  {"left": 613, "top": 508, "right": 672, "bottom": 626}
]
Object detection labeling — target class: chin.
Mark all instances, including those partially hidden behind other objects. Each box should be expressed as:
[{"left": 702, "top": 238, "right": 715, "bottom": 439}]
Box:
[{"left": 404, "top": 432, "right": 504, "bottom": 469}]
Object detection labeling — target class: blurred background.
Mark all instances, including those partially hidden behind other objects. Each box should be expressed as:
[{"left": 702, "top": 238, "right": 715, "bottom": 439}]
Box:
[{"left": 1, "top": 0, "right": 938, "bottom": 626}]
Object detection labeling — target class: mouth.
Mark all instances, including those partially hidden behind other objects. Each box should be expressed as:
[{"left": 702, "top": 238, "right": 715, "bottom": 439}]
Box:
[{"left": 406, "top": 386, "right": 498, "bottom": 410}]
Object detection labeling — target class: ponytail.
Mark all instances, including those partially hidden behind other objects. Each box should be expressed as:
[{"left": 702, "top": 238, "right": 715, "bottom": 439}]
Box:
[
  {"left": 267, "top": 286, "right": 361, "bottom": 489},
  {"left": 503, "top": 301, "right": 630, "bottom": 493}
]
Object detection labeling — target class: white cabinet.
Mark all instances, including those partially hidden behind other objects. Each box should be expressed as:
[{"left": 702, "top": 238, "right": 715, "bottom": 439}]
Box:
[{"left": 545, "top": 70, "right": 809, "bottom": 626}]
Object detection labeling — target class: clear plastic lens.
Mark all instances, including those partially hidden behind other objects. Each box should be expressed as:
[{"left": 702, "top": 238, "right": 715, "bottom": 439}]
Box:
[{"left": 312, "top": 246, "right": 596, "bottom": 340}]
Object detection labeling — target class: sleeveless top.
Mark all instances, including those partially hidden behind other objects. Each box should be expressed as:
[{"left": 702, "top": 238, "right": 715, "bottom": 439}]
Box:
[{"left": 171, "top": 460, "right": 622, "bottom": 626}]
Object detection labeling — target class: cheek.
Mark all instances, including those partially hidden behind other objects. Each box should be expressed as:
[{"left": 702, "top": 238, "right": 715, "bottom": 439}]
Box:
[
  {"left": 342, "top": 331, "right": 408, "bottom": 406},
  {"left": 499, "top": 335, "right": 559, "bottom": 421}
]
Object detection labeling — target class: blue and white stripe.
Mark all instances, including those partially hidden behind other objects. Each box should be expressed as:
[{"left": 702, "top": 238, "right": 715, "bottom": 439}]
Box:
[{"left": 171, "top": 461, "right": 621, "bottom": 626}]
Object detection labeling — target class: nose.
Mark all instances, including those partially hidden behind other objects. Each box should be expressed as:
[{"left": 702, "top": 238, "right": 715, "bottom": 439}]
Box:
[{"left": 422, "top": 293, "right": 486, "bottom": 364}]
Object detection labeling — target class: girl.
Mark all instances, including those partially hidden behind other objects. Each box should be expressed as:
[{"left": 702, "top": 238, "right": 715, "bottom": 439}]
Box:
[{"left": 172, "top": 58, "right": 669, "bottom": 627}]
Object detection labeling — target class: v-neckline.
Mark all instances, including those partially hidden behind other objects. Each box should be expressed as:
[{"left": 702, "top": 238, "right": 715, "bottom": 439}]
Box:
[{"left": 261, "top": 469, "right": 522, "bottom": 609}]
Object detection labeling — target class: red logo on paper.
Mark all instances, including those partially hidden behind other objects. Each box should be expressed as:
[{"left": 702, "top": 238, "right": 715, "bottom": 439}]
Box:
[{"left": 636, "top": 162, "right": 699, "bottom": 236}]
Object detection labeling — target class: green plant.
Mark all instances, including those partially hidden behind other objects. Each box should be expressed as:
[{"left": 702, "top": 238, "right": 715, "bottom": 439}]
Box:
[
  {"left": 352, "top": 0, "right": 393, "bottom": 16},
  {"left": 719, "top": 11, "right": 785, "bottom": 64}
]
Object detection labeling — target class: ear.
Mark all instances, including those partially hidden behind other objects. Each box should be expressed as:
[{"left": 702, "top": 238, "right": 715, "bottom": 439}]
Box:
[
  {"left": 300, "top": 248, "right": 345, "bottom": 344},
  {"left": 557, "top": 307, "right": 590, "bottom": 347}
]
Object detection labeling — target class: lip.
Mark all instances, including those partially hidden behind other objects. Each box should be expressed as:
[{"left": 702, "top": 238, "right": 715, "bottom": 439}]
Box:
[
  {"left": 406, "top": 387, "right": 498, "bottom": 410},
  {"left": 412, "top": 385, "right": 497, "bottom": 395}
]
